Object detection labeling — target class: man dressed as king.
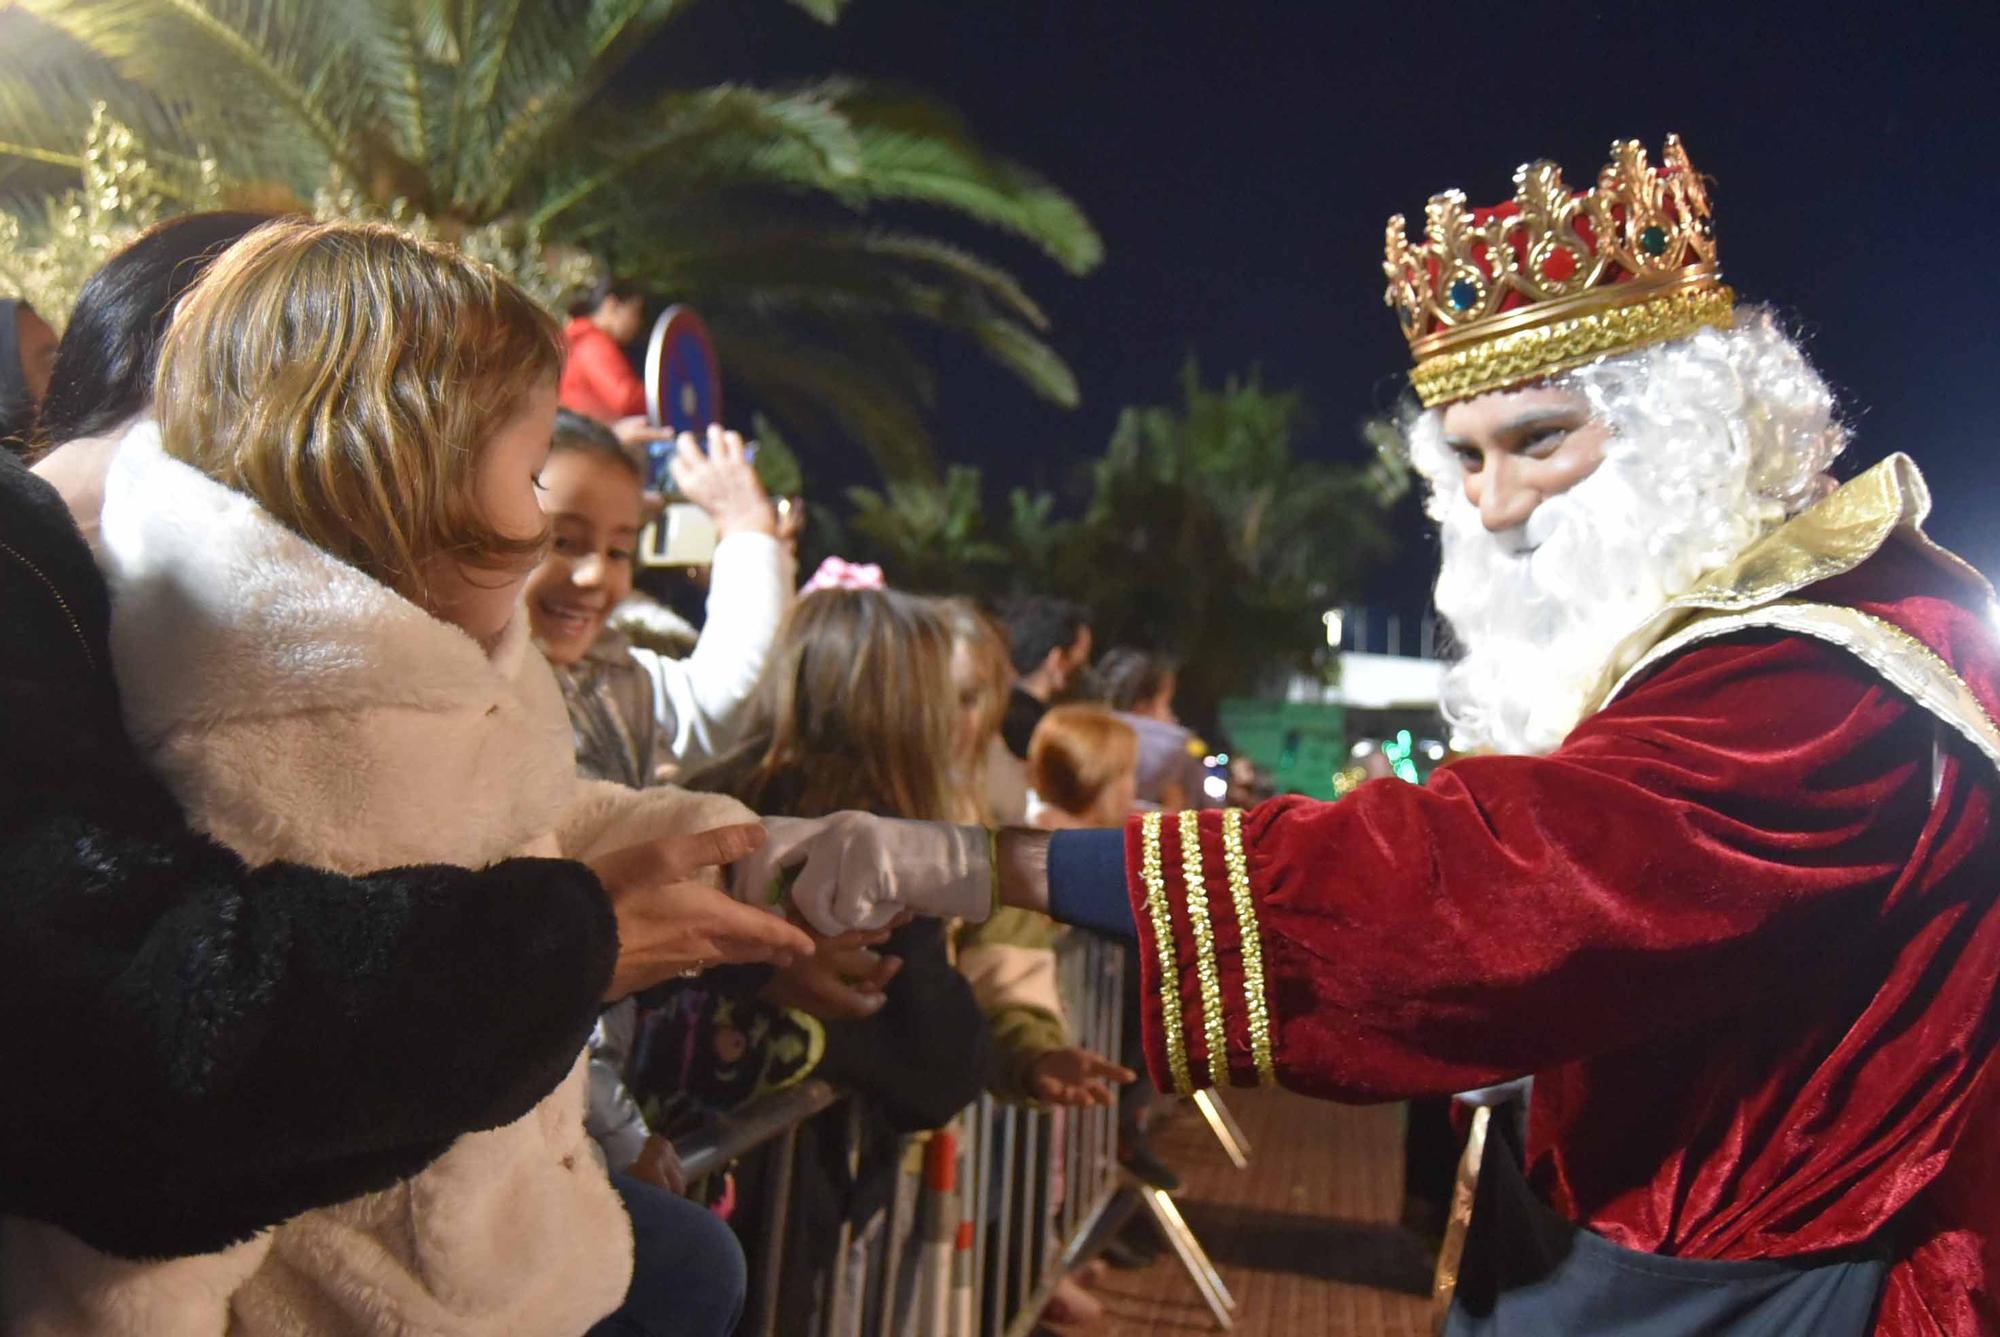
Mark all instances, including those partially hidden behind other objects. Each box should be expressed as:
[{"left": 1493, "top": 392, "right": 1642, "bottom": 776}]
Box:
[{"left": 746, "top": 135, "right": 2000, "bottom": 1333}]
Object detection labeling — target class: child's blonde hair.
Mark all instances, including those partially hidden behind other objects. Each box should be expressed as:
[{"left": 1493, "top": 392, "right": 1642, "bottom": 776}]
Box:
[
  {"left": 154, "top": 218, "right": 564, "bottom": 599},
  {"left": 688, "top": 589, "right": 963, "bottom": 823}
]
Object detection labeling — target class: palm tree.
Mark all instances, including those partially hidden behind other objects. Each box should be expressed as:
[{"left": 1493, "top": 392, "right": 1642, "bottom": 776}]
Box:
[
  {"left": 1058, "top": 361, "right": 1405, "bottom": 725},
  {"left": 0, "top": 0, "right": 1101, "bottom": 478}
]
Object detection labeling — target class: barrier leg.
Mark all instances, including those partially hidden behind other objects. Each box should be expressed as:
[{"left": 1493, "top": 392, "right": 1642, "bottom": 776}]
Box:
[
  {"left": 822, "top": 1103, "right": 864, "bottom": 1336},
  {"left": 748, "top": 1123, "right": 802, "bottom": 1337},
  {"left": 1013, "top": 1114, "right": 1040, "bottom": 1315},
  {"left": 987, "top": 1106, "right": 1017, "bottom": 1337},
  {"left": 1192, "top": 1088, "right": 1253, "bottom": 1169},
  {"left": 1139, "top": 1185, "right": 1236, "bottom": 1330}
]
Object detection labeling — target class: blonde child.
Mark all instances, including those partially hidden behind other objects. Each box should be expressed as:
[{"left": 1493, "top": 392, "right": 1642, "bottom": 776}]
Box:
[
  {"left": 0, "top": 220, "right": 798, "bottom": 1337},
  {"left": 944, "top": 606, "right": 1133, "bottom": 1107}
]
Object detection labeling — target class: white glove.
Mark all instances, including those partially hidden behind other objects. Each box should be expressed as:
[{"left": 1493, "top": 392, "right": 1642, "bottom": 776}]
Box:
[{"left": 730, "top": 812, "right": 993, "bottom": 936}]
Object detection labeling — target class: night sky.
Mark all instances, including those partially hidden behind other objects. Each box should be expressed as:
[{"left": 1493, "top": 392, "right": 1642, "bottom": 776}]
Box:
[{"left": 644, "top": 2, "right": 2000, "bottom": 608}]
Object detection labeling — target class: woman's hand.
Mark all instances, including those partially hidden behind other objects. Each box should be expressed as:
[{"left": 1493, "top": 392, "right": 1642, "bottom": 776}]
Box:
[
  {"left": 669, "top": 426, "right": 778, "bottom": 539},
  {"left": 591, "top": 823, "right": 816, "bottom": 1001},
  {"left": 1027, "top": 1047, "right": 1136, "bottom": 1108}
]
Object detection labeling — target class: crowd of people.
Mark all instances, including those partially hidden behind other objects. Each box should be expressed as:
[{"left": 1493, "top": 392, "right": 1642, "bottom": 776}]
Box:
[
  {"left": 0, "top": 212, "right": 1206, "bottom": 1336},
  {"left": 9, "top": 125, "right": 2000, "bottom": 1337}
]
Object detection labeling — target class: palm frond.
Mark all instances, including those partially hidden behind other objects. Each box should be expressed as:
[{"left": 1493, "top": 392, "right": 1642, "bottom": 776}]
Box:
[
  {"left": 448, "top": 0, "right": 524, "bottom": 182},
  {"left": 782, "top": 0, "right": 853, "bottom": 23},
  {"left": 528, "top": 84, "right": 862, "bottom": 228},
  {"left": 408, "top": 0, "right": 462, "bottom": 63},
  {"left": 0, "top": 141, "right": 85, "bottom": 173},
  {"left": 717, "top": 322, "right": 938, "bottom": 480},
  {"left": 16, "top": 0, "right": 375, "bottom": 189},
  {"left": 610, "top": 223, "right": 1078, "bottom": 416},
  {"left": 353, "top": 0, "right": 448, "bottom": 170},
  {"left": 954, "top": 309, "right": 1079, "bottom": 407},
  {"left": 599, "top": 221, "right": 1048, "bottom": 329},
  {"left": 468, "top": 0, "right": 690, "bottom": 213},
  {"left": 0, "top": 0, "right": 1099, "bottom": 481},
  {"left": 841, "top": 92, "right": 1103, "bottom": 275},
  {"left": 843, "top": 233, "right": 1049, "bottom": 327},
  {"left": 0, "top": 10, "right": 198, "bottom": 169}
]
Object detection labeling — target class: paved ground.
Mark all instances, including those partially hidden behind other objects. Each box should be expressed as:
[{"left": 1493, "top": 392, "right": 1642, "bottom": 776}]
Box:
[{"left": 1058, "top": 1090, "right": 1438, "bottom": 1336}]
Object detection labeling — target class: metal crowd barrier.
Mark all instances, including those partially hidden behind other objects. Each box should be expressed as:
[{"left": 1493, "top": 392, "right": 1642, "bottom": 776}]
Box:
[{"left": 679, "top": 930, "right": 1158, "bottom": 1337}]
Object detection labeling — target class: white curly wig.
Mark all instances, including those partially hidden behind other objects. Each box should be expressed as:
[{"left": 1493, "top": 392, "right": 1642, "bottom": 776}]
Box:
[{"left": 1407, "top": 307, "right": 1848, "bottom": 756}]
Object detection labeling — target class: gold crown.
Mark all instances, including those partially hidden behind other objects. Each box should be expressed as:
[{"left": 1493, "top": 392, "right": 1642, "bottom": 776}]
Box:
[{"left": 1384, "top": 135, "right": 1734, "bottom": 406}]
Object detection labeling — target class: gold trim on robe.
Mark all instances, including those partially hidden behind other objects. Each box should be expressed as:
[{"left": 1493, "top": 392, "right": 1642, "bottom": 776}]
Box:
[
  {"left": 1138, "top": 811, "right": 1195, "bottom": 1095},
  {"left": 1588, "top": 452, "right": 1994, "bottom": 713},
  {"left": 1582, "top": 452, "right": 2000, "bottom": 763}
]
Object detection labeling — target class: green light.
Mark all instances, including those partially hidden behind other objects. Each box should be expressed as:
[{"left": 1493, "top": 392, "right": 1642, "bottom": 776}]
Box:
[{"left": 1384, "top": 729, "right": 1419, "bottom": 784}]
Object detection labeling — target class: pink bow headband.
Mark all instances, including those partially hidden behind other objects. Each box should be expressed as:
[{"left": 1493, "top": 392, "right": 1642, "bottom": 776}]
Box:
[{"left": 801, "top": 556, "right": 887, "bottom": 595}]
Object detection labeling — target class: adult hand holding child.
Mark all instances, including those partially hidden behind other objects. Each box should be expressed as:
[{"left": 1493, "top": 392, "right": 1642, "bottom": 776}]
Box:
[{"left": 592, "top": 821, "right": 818, "bottom": 1001}]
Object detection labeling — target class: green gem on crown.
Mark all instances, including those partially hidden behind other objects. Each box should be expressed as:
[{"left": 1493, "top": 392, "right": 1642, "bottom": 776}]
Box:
[{"left": 1639, "top": 225, "right": 1669, "bottom": 257}]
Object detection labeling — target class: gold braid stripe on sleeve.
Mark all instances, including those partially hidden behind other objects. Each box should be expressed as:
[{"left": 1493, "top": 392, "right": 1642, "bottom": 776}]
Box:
[
  {"left": 1177, "top": 809, "right": 1229, "bottom": 1087},
  {"left": 1138, "top": 812, "right": 1194, "bottom": 1095},
  {"left": 1222, "top": 808, "right": 1278, "bottom": 1086}
]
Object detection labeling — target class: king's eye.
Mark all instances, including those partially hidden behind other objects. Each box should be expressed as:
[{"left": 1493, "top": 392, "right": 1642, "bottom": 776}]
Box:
[{"left": 1520, "top": 426, "right": 1571, "bottom": 456}]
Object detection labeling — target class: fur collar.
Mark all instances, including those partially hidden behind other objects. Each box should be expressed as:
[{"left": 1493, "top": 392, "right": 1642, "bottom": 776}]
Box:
[{"left": 100, "top": 422, "right": 542, "bottom": 747}]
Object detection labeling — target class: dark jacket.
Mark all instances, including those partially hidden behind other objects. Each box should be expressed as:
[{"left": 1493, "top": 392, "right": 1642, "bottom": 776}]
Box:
[{"left": 0, "top": 451, "right": 619, "bottom": 1258}]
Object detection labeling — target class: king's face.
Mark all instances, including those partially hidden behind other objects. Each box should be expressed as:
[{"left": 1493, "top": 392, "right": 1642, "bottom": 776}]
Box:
[{"left": 1439, "top": 386, "right": 1610, "bottom": 540}]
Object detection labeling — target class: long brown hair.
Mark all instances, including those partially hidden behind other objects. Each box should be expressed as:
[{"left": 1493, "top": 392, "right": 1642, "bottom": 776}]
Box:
[
  {"left": 688, "top": 588, "right": 961, "bottom": 821},
  {"left": 941, "top": 598, "right": 1013, "bottom": 823}
]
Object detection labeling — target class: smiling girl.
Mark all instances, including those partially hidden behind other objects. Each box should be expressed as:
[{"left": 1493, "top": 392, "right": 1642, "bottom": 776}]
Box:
[{"left": 525, "top": 410, "right": 790, "bottom": 786}]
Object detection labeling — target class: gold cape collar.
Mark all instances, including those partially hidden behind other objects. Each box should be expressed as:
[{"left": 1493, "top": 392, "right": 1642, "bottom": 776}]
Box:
[{"left": 1590, "top": 453, "right": 1992, "bottom": 706}]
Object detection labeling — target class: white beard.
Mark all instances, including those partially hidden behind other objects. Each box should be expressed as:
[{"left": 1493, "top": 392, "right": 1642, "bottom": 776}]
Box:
[{"left": 1432, "top": 442, "right": 1782, "bottom": 757}]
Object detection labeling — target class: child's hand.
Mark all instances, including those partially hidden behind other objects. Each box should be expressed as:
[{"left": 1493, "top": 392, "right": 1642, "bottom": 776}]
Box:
[
  {"left": 1027, "top": 1047, "right": 1136, "bottom": 1108},
  {"left": 669, "top": 426, "right": 778, "bottom": 539},
  {"left": 628, "top": 1132, "right": 686, "bottom": 1196},
  {"left": 760, "top": 947, "right": 903, "bottom": 1020}
]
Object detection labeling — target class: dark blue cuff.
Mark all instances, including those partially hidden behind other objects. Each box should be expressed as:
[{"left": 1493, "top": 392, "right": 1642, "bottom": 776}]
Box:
[{"left": 1047, "top": 828, "right": 1134, "bottom": 940}]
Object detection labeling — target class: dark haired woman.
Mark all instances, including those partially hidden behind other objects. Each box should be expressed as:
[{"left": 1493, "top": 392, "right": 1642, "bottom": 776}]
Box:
[
  {"left": 29, "top": 211, "right": 273, "bottom": 545},
  {"left": 562, "top": 277, "right": 649, "bottom": 423},
  {"left": 0, "top": 297, "right": 58, "bottom": 454}
]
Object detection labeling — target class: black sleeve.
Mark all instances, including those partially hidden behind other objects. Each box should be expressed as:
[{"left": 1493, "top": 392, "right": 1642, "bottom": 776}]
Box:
[
  {"left": 1, "top": 797, "right": 618, "bottom": 1258},
  {"left": 0, "top": 461, "right": 619, "bottom": 1257},
  {"left": 812, "top": 919, "right": 996, "bottom": 1133}
]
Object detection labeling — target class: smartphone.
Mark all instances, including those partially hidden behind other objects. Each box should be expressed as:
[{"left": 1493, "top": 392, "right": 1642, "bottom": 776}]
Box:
[
  {"left": 642, "top": 431, "right": 756, "bottom": 496},
  {"left": 645, "top": 436, "right": 676, "bottom": 494},
  {"left": 640, "top": 503, "right": 720, "bottom": 568}
]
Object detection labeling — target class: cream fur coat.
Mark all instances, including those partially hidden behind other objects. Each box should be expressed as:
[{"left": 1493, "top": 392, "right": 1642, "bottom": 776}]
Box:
[{"left": 1, "top": 423, "right": 756, "bottom": 1337}]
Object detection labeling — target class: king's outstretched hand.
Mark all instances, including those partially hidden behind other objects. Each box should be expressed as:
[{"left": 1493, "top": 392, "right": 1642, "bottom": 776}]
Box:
[{"left": 731, "top": 812, "right": 996, "bottom": 936}]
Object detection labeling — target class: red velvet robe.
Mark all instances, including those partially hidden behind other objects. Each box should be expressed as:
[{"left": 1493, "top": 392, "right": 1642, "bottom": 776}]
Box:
[{"left": 1125, "top": 538, "right": 2000, "bottom": 1333}]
